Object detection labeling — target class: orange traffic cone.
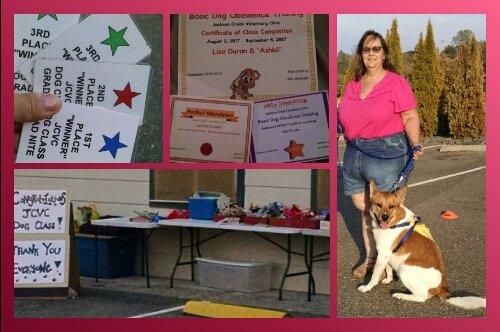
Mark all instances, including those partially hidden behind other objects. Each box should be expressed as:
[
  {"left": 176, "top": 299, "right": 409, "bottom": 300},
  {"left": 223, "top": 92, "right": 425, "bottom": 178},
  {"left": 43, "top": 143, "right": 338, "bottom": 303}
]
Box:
[{"left": 440, "top": 210, "right": 459, "bottom": 220}]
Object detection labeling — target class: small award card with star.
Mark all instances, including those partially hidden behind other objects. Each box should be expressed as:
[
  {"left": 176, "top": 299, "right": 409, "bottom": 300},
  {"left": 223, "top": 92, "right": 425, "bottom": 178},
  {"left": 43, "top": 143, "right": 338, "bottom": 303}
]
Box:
[
  {"left": 251, "top": 91, "right": 329, "bottom": 163},
  {"left": 18, "top": 14, "right": 151, "bottom": 83},
  {"left": 33, "top": 59, "right": 150, "bottom": 122},
  {"left": 14, "top": 14, "right": 80, "bottom": 93},
  {"left": 16, "top": 103, "right": 140, "bottom": 163}
]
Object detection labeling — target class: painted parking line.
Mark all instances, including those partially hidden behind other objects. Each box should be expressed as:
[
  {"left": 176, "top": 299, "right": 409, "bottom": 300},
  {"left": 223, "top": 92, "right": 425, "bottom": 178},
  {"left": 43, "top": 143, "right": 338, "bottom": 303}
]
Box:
[
  {"left": 129, "top": 305, "right": 185, "bottom": 318},
  {"left": 421, "top": 144, "right": 443, "bottom": 149},
  {"left": 337, "top": 144, "right": 443, "bottom": 149},
  {"left": 335, "top": 165, "right": 485, "bottom": 187},
  {"left": 408, "top": 166, "right": 486, "bottom": 188}
]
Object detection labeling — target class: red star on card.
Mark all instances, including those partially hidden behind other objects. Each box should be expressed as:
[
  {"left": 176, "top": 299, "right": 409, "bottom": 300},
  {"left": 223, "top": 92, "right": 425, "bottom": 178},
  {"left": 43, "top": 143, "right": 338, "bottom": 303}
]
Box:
[
  {"left": 114, "top": 82, "right": 141, "bottom": 108},
  {"left": 284, "top": 140, "right": 305, "bottom": 159}
]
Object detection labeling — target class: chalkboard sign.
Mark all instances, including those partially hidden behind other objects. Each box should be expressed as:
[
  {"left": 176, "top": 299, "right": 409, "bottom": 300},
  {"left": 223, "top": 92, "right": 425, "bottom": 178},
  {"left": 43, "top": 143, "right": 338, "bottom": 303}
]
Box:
[
  {"left": 14, "top": 190, "right": 70, "bottom": 290},
  {"left": 14, "top": 190, "right": 68, "bottom": 234},
  {"left": 14, "top": 239, "right": 69, "bottom": 287}
]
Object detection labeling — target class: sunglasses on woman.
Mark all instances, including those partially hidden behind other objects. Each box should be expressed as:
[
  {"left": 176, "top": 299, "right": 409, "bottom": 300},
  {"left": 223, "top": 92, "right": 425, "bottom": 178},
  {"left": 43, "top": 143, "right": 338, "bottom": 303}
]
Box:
[{"left": 362, "top": 46, "right": 382, "bottom": 54}]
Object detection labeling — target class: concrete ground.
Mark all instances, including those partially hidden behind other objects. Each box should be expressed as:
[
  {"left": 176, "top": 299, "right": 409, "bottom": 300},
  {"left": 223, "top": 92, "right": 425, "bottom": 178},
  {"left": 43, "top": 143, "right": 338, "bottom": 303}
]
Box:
[
  {"left": 15, "top": 276, "right": 329, "bottom": 318},
  {"left": 337, "top": 143, "right": 486, "bottom": 317}
]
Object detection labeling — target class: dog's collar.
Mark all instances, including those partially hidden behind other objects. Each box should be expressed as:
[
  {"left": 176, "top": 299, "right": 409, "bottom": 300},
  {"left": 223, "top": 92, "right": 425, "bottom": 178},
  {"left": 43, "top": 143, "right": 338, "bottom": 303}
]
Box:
[
  {"left": 371, "top": 206, "right": 419, "bottom": 230},
  {"left": 390, "top": 215, "right": 421, "bottom": 229}
]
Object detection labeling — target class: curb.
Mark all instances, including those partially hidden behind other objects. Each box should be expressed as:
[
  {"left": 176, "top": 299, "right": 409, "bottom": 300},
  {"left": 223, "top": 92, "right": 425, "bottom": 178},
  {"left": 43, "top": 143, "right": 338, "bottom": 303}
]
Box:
[{"left": 439, "top": 145, "right": 486, "bottom": 152}]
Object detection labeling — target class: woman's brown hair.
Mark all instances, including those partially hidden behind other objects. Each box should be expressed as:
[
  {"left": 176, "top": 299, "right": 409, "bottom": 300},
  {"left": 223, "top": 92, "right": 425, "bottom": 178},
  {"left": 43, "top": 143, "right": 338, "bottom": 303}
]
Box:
[{"left": 354, "top": 30, "right": 396, "bottom": 81}]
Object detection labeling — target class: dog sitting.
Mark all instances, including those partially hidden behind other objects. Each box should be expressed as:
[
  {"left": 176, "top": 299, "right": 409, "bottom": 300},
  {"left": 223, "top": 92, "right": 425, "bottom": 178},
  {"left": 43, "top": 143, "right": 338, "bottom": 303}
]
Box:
[
  {"left": 357, "top": 180, "right": 486, "bottom": 310},
  {"left": 230, "top": 68, "right": 260, "bottom": 100}
]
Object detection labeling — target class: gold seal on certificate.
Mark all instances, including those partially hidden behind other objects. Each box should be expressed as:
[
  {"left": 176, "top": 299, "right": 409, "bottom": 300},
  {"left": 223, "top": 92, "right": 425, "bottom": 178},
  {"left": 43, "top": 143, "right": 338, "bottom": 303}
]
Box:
[
  {"left": 170, "top": 96, "right": 253, "bottom": 163},
  {"left": 178, "top": 14, "right": 318, "bottom": 100},
  {"left": 251, "top": 91, "right": 329, "bottom": 163}
]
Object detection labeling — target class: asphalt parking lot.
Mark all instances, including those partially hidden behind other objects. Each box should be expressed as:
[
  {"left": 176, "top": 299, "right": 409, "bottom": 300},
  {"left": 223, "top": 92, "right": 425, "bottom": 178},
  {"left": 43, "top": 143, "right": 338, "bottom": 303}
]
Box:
[
  {"left": 15, "top": 276, "right": 329, "bottom": 318},
  {"left": 337, "top": 143, "right": 486, "bottom": 317}
]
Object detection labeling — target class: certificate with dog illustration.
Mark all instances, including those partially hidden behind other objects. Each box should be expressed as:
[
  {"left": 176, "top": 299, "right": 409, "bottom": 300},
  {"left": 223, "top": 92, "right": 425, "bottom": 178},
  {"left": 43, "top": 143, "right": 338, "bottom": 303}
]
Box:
[
  {"left": 170, "top": 96, "right": 253, "bottom": 163},
  {"left": 178, "top": 14, "right": 317, "bottom": 100},
  {"left": 251, "top": 91, "right": 329, "bottom": 163}
]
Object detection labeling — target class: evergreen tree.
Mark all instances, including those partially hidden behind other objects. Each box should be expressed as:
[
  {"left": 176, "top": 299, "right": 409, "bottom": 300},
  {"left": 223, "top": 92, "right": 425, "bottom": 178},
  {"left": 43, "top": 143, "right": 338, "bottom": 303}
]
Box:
[
  {"left": 337, "top": 51, "right": 351, "bottom": 96},
  {"left": 409, "top": 21, "right": 443, "bottom": 137},
  {"left": 452, "top": 29, "right": 475, "bottom": 46},
  {"left": 385, "top": 18, "right": 404, "bottom": 74},
  {"left": 340, "top": 54, "right": 359, "bottom": 95},
  {"left": 444, "top": 35, "right": 485, "bottom": 139}
]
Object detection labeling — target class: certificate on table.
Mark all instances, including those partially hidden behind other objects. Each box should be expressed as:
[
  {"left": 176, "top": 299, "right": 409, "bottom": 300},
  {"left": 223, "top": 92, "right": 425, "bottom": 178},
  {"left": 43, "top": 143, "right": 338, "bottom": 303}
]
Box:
[
  {"left": 251, "top": 91, "right": 329, "bottom": 163},
  {"left": 170, "top": 96, "right": 253, "bottom": 163},
  {"left": 178, "top": 14, "right": 317, "bottom": 100}
]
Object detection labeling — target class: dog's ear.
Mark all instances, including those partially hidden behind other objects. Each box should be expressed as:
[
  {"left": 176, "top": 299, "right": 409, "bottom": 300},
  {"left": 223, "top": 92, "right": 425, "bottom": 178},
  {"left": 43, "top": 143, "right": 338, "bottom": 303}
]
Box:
[
  {"left": 369, "top": 180, "right": 378, "bottom": 198},
  {"left": 394, "top": 186, "right": 408, "bottom": 204},
  {"left": 254, "top": 70, "right": 261, "bottom": 79}
]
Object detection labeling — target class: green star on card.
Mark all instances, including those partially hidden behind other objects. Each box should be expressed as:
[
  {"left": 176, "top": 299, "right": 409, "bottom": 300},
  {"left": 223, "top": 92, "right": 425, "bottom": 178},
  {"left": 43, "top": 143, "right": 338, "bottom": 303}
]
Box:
[
  {"left": 101, "top": 26, "right": 130, "bottom": 55},
  {"left": 37, "top": 14, "right": 58, "bottom": 20}
]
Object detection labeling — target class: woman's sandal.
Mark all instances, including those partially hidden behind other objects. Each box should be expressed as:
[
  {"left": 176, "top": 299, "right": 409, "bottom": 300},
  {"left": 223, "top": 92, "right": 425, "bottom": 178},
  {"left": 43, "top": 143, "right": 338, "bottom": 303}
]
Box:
[{"left": 352, "top": 257, "right": 376, "bottom": 278}]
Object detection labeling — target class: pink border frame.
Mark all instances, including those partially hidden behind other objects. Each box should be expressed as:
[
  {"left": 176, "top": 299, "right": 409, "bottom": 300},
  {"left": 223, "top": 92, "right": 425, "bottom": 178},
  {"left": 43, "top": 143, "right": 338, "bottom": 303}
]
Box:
[{"left": 1, "top": 0, "right": 498, "bottom": 330}]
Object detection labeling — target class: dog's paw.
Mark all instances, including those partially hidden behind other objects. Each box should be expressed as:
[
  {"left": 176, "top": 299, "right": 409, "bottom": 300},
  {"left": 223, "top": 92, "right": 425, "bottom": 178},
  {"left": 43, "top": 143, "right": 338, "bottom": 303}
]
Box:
[
  {"left": 392, "top": 293, "right": 406, "bottom": 300},
  {"left": 358, "top": 285, "right": 372, "bottom": 293},
  {"left": 381, "top": 277, "right": 393, "bottom": 284}
]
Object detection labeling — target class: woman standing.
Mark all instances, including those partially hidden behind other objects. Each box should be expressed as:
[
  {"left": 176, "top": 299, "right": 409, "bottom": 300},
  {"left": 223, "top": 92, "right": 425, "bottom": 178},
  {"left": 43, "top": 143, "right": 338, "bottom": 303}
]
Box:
[{"left": 338, "top": 30, "right": 424, "bottom": 278}]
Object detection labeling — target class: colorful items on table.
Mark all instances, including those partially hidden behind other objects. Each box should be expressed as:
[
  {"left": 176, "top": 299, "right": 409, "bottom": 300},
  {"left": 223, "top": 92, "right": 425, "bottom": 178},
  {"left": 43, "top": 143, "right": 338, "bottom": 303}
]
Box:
[
  {"left": 219, "top": 205, "right": 246, "bottom": 218},
  {"left": 244, "top": 203, "right": 328, "bottom": 229},
  {"left": 283, "top": 204, "right": 314, "bottom": 220},
  {"left": 315, "top": 209, "right": 330, "bottom": 230},
  {"left": 130, "top": 210, "right": 166, "bottom": 223},
  {"left": 167, "top": 209, "right": 190, "bottom": 219}
]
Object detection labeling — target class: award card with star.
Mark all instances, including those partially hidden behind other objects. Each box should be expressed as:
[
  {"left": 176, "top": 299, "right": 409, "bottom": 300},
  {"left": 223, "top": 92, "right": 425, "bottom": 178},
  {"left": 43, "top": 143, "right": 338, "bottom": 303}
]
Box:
[
  {"left": 33, "top": 59, "right": 150, "bottom": 122},
  {"left": 14, "top": 14, "right": 80, "bottom": 93},
  {"left": 18, "top": 14, "right": 151, "bottom": 83},
  {"left": 16, "top": 103, "right": 140, "bottom": 163},
  {"left": 251, "top": 91, "right": 329, "bottom": 162},
  {"left": 170, "top": 96, "right": 253, "bottom": 163}
]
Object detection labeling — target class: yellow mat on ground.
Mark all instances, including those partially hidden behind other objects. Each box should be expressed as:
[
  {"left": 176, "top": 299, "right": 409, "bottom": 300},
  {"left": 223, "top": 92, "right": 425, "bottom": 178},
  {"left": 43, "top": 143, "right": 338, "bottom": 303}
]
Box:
[{"left": 183, "top": 300, "right": 287, "bottom": 318}]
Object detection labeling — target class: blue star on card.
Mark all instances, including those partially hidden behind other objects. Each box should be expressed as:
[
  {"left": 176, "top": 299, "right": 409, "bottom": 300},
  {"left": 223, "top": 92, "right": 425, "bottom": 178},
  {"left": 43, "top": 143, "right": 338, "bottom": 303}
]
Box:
[{"left": 99, "top": 132, "right": 128, "bottom": 159}]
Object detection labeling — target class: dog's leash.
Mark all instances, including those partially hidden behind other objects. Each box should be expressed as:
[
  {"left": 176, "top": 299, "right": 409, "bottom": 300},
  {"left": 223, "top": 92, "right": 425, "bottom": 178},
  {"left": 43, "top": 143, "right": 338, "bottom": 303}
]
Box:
[
  {"left": 337, "top": 122, "right": 422, "bottom": 192},
  {"left": 392, "top": 216, "right": 422, "bottom": 253}
]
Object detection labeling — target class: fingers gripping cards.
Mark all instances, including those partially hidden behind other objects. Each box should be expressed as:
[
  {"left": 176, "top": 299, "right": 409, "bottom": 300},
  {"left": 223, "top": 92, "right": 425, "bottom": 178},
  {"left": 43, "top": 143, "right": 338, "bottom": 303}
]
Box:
[{"left": 33, "top": 59, "right": 150, "bottom": 121}]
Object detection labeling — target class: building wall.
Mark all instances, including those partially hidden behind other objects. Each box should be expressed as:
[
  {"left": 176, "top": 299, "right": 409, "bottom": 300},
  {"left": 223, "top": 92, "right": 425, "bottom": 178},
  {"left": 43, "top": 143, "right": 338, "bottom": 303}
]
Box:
[{"left": 14, "top": 169, "right": 330, "bottom": 294}]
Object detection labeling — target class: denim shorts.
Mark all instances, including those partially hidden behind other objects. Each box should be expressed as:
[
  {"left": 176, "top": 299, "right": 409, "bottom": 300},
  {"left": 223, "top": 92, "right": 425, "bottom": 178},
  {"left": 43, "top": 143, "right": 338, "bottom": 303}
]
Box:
[{"left": 342, "top": 132, "right": 409, "bottom": 196}]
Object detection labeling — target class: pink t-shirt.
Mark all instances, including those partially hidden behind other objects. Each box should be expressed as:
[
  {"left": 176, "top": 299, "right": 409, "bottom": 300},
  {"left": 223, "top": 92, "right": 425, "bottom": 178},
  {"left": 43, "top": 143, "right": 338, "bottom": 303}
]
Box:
[{"left": 338, "top": 71, "right": 417, "bottom": 140}]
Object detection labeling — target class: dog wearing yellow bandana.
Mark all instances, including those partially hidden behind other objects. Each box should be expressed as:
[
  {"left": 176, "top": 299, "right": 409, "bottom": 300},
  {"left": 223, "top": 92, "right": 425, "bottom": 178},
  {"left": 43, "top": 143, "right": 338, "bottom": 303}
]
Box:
[{"left": 357, "top": 180, "right": 485, "bottom": 310}]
